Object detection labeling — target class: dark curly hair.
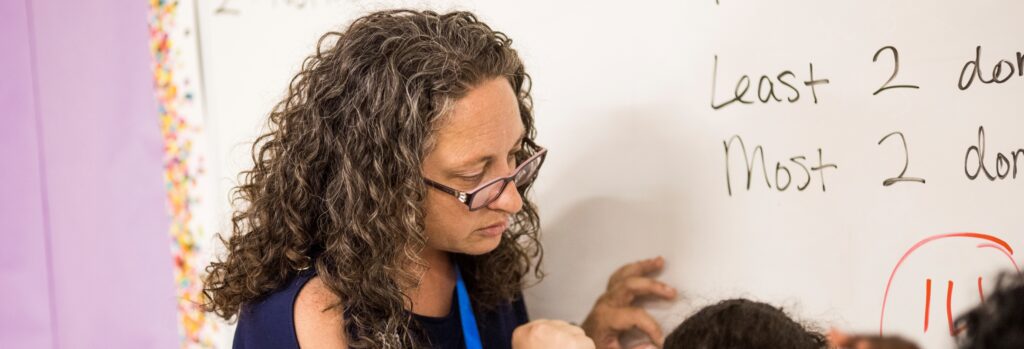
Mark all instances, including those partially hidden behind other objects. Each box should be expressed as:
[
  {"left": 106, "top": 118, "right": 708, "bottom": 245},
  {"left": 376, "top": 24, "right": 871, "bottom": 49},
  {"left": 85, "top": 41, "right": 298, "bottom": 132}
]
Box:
[
  {"left": 665, "top": 298, "right": 827, "bottom": 349},
  {"left": 202, "top": 9, "right": 543, "bottom": 348},
  {"left": 955, "top": 271, "right": 1024, "bottom": 349}
]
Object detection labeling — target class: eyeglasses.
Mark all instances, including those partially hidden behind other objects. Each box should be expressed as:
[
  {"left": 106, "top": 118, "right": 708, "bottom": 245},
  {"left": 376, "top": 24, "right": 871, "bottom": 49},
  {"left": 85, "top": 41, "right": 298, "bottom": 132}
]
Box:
[{"left": 424, "top": 147, "right": 547, "bottom": 211}]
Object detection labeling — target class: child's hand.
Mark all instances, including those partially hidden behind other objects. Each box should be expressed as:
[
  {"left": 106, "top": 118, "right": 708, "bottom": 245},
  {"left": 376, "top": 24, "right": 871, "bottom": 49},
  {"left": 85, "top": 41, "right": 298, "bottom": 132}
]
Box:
[{"left": 581, "top": 256, "right": 677, "bottom": 349}]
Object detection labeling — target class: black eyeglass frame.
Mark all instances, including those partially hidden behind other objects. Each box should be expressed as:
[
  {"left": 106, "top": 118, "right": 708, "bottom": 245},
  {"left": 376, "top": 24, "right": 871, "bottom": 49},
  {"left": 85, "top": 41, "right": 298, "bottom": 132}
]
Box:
[{"left": 423, "top": 147, "right": 547, "bottom": 211}]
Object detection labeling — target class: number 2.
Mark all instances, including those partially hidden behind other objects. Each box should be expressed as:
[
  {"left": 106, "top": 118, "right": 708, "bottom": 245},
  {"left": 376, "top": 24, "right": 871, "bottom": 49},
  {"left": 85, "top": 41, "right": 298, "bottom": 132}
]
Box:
[
  {"left": 872, "top": 46, "right": 920, "bottom": 95},
  {"left": 878, "top": 131, "right": 926, "bottom": 186}
]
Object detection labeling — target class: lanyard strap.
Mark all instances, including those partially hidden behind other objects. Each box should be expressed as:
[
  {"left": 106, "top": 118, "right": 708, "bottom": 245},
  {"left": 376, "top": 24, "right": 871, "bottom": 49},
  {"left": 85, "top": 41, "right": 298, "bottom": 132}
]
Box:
[{"left": 455, "top": 264, "right": 483, "bottom": 349}]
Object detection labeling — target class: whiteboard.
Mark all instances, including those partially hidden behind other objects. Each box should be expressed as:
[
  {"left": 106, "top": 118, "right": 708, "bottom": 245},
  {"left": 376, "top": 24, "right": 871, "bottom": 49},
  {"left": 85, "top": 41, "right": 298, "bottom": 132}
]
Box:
[{"left": 194, "top": 1, "right": 1024, "bottom": 348}]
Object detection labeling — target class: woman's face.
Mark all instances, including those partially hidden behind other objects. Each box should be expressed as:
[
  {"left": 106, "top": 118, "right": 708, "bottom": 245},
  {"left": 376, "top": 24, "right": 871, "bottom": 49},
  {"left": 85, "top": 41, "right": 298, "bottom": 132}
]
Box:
[{"left": 421, "top": 77, "right": 526, "bottom": 256}]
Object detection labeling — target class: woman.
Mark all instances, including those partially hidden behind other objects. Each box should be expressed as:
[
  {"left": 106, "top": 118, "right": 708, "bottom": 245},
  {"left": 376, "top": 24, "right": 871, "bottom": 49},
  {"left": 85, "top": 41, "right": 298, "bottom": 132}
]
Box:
[{"left": 203, "top": 9, "right": 675, "bottom": 348}]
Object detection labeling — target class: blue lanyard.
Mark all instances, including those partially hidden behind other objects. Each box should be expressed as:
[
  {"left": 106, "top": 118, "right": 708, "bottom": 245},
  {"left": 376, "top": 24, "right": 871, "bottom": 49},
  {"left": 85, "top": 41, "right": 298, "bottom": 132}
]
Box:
[{"left": 455, "top": 264, "right": 483, "bottom": 349}]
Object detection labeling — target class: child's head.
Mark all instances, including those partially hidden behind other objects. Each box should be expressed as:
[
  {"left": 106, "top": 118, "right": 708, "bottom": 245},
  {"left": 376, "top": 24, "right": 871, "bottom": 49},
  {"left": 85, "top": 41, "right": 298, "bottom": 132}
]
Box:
[
  {"left": 664, "top": 298, "right": 826, "bottom": 349},
  {"left": 956, "top": 272, "right": 1024, "bottom": 349}
]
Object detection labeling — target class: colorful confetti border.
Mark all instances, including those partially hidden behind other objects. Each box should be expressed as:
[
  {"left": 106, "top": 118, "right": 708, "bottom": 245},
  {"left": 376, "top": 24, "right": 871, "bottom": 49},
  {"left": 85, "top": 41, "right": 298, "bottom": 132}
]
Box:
[{"left": 148, "top": 0, "right": 220, "bottom": 347}]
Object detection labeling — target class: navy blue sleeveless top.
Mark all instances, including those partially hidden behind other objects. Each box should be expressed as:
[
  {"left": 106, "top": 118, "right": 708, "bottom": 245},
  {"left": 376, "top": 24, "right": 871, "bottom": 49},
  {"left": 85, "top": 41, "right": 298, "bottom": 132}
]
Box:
[{"left": 233, "top": 270, "right": 529, "bottom": 349}]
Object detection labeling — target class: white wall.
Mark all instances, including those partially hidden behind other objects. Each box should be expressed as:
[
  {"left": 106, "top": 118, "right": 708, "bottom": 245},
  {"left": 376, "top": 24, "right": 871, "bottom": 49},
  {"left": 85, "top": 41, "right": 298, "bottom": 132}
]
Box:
[{"left": 195, "top": 1, "right": 1024, "bottom": 347}]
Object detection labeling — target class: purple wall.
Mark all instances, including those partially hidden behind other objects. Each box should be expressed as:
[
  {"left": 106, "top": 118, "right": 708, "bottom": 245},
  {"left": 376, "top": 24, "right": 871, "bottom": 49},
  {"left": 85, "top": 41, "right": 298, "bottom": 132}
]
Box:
[
  {"left": 1, "top": 0, "right": 55, "bottom": 347},
  {"left": 1, "top": 0, "right": 178, "bottom": 348}
]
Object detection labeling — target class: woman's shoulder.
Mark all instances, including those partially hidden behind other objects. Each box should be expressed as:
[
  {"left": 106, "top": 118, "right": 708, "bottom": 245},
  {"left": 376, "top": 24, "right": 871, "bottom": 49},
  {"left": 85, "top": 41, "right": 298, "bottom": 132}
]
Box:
[
  {"left": 293, "top": 275, "right": 347, "bottom": 348},
  {"left": 233, "top": 271, "right": 346, "bottom": 349}
]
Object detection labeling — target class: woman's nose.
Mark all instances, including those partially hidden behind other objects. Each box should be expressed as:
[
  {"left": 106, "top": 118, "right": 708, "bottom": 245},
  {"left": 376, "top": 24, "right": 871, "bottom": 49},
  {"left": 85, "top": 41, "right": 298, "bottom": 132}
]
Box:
[{"left": 487, "top": 179, "right": 524, "bottom": 214}]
